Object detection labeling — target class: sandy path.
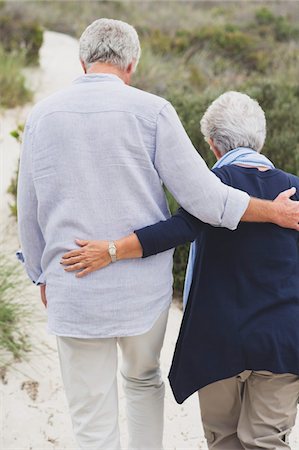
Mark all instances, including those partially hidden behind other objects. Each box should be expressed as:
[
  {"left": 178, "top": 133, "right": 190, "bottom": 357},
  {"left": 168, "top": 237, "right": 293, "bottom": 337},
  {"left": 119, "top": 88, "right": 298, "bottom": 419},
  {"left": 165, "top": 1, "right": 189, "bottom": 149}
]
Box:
[
  {"left": 0, "top": 283, "right": 206, "bottom": 450},
  {"left": 1, "top": 30, "right": 299, "bottom": 450}
]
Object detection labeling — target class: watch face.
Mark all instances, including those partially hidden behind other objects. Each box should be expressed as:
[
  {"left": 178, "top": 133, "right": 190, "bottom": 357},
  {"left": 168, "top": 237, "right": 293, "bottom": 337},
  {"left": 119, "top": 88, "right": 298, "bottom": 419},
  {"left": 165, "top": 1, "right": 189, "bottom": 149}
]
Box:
[{"left": 109, "top": 243, "right": 117, "bottom": 257}]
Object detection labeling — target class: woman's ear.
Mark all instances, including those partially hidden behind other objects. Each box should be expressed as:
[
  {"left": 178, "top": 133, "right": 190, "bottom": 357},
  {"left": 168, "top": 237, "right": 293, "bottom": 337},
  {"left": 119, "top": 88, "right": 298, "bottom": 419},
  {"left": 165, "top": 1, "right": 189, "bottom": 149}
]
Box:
[{"left": 208, "top": 139, "right": 223, "bottom": 160}]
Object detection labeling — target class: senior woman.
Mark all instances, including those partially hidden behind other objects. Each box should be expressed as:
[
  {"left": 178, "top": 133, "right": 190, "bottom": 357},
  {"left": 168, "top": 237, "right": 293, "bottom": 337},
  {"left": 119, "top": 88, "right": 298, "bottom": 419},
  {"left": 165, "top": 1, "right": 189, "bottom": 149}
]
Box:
[{"left": 61, "top": 92, "right": 299, "bottom": 449}]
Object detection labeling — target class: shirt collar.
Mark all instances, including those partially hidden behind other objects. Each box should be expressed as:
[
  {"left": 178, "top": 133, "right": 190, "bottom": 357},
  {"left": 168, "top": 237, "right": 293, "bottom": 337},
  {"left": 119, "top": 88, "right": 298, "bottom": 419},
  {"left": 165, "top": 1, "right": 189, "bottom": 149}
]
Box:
[{"left": 73, "top": 73, "right": 124, "bottom": 85}]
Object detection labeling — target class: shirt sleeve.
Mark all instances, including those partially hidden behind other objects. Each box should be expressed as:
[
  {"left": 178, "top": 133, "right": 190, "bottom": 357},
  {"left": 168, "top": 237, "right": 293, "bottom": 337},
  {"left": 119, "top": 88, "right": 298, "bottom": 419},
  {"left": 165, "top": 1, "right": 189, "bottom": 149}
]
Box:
[
  {"left": 135, "top": 208, "right": 204, "bottom": 258},
  {"left": 17, "top": 121, "right": 46, "bottom": 285},
  {"left": 154, "top": 103, "right": 250, "bottom": 230}
]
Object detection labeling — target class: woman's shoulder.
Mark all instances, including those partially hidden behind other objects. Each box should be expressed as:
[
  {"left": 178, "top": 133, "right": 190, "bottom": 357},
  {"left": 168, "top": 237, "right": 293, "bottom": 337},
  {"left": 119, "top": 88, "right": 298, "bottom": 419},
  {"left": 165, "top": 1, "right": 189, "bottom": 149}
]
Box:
[
  {"left": 212, "top": 166, "right": 299, "bottom": 199},
  {"left": 285, "top": 172, "right": 299, "bottom": 200}
]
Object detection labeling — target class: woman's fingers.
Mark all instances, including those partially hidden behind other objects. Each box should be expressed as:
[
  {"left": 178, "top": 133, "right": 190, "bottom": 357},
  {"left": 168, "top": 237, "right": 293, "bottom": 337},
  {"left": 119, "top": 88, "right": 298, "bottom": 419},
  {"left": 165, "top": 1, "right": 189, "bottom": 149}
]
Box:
[
  {"left": 62, "top": 249, "right": 83, "bottom": 259},
  {"left": 64, "top": 262, "right": 87, "bottom": 272},
  {"left": 60, "top": 255, "right": 83, "bottom": 266},
  {"left": 62, "top": 241, "right": 97, "bottom": 260},
  {"left": 60, "top": 240, "right": 111, "bottom": 277}
]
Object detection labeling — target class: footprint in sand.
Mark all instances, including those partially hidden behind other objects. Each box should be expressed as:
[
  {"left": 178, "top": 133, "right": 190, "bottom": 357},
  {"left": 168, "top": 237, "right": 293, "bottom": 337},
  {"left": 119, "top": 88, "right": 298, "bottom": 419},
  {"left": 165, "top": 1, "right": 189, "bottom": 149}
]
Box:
[{"left": 21, "top": 380, "right": 39, "bottom": 401}]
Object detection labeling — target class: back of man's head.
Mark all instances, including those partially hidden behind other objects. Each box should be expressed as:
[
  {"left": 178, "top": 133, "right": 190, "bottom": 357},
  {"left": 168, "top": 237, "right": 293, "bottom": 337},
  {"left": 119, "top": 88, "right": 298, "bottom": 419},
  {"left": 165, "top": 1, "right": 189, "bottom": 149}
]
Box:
[{"left": 79, "top": 18, "right": 141, "bottom": 72}]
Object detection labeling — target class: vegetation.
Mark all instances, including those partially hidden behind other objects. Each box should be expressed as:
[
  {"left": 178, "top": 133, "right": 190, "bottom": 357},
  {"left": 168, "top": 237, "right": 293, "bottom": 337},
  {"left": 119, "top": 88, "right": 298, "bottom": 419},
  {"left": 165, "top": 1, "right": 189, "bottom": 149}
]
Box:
[
  {"left": 0, "top": 9, "right": 43, "bottom": 65},
  {"left": 0, "top": 5, "right": 43, "bottom": 108},
  {"left": 0, "top": 253, "right": 31, "bottom": 361},
  {"left": 0, "top": 46, "right": 32, "bottom": 108},
  {"left": 2, "top": 1, "right": 299, "bottom": 296},
  {"left": 7, "top": 125, "right": 23, "bottom": 218}
]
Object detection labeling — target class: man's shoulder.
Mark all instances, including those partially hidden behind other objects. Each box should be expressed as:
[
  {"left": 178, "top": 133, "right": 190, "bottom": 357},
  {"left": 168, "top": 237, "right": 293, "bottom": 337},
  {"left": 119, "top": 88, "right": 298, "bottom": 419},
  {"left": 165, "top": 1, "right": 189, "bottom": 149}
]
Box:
[
  {"left": 126, "top": 84, "right": 168, "bottom": 106},
  {"left": 123, "top": 85, "right": 169, "bottom": 120},
  {"left": 27, "top": 84, "right": 169, "bottom": 127},
  {"left": 27, "top": 85, "right": 75, "bottom": 126}
]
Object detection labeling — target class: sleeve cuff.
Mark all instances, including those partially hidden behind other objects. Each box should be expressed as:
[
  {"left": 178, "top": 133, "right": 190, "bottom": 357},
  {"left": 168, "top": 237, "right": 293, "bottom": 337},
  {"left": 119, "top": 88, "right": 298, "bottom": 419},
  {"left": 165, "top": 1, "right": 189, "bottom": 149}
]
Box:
[
  {"left": 16, "top": 250, "right": 46, "bottom": 285},
  {"left": 16, "top": 250, "right": 25, "bottom": 263},
  {"left": 35, "top": 273, "right": 46, "bottom": 285},
  {"left": 134, "top": 229, "right": 156, "bottom": 258},
  {"left": 220, "top": 187, "right": 250, "bottom": 230}
]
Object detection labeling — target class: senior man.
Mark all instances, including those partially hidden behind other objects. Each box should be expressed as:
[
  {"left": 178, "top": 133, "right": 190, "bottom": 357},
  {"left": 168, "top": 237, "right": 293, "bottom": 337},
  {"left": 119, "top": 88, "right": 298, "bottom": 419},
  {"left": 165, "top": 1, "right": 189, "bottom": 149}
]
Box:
[{"left": 18, "top": 19, "right": 299, "bottom": 450}]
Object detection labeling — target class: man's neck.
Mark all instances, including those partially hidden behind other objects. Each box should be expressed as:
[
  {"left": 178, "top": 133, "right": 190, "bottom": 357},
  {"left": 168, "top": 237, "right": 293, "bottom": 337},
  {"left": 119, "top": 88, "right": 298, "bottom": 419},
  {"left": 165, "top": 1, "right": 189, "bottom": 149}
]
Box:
[{"left": 86, "top": 63, "right": 126, "bottom": 83}]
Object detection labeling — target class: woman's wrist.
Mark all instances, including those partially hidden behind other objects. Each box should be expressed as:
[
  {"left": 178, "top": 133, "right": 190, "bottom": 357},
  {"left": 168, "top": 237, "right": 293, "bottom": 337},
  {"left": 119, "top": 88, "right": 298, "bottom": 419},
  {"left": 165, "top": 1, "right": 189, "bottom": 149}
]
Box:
[{"left": 115, "top": 233, "right": 143, "bottom": 260}]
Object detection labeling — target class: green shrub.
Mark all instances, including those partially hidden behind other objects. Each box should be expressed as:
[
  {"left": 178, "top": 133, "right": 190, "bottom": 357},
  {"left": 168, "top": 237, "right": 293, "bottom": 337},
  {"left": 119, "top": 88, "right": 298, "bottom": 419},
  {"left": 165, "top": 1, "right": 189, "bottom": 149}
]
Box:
[
  {"left": 140, "top": 29, "right": 173, "bottom": 55},
  {"left": 273, "top": 16, "right": 299, "bottom": 42},
  {"left": 255, "top": 7, "right": 299, "bottom": 43},
  {"left": 243, "top": 82, "right": 299, "bottom": 175},
  {"left": 7, "top": 125, "right": 23, "bottom": 218},
  {"left": 188, "top": 65, "right": 207, "bottom": 90},
  {"left": 255, "top": 7, "right": 276, "bottom": 26},
  {"left": 194, "top": 25, "right": 272, "bottom": 73},
  {"left": 0, "top": 12, "right": 43, "bottom": 65},
  {"left": 133, "top": 43, "right": 195, "bottom": 97},
  {"left": 0, "top": 46, "right": 32, "bottom": 108},
  {"left": 7, "top": 167, "right": 18, "bottom": 218},
  {"left": 0, "top": 254, "right": 31, "bottom": 361},
  {"left": 142, "top": 25, "right": 269, "bottom": 73}
]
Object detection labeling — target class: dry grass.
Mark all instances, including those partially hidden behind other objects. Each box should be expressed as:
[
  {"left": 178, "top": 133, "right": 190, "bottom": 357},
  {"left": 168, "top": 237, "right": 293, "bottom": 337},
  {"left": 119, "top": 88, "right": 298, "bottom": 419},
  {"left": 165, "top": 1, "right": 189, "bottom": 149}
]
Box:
[{"left": 0, "top": 252, "right": 31, "bottom": 363}]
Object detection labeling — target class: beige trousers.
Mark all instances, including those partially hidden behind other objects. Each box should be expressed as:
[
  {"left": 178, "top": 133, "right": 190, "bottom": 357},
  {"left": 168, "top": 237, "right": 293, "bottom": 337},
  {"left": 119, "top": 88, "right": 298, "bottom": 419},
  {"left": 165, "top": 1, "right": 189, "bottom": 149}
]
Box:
[
  {"left": 199, "top": 370, "right": 299, "bottom": 450},
  {"left": 56, "top": 308, "right": 169, "bottom": 450}
]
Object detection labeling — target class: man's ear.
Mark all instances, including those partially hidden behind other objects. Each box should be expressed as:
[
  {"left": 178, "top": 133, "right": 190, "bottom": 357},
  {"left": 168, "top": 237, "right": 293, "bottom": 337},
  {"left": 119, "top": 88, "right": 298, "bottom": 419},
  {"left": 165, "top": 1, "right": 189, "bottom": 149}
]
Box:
[
  {"left": 126, "top": 61, "right": 135, "bottom": 75},
  {"left": 80, "top": 60, "right": 87, "bottom": 73},
  {"left": 123, "top": 61, "right": 135, "bottom": 85}
]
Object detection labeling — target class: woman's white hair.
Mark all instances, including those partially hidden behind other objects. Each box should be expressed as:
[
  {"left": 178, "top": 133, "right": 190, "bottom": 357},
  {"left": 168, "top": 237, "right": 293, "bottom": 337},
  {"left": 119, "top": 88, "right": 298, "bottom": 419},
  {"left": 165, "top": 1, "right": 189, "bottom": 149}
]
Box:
[
  {"left": 200, "top": 91, "right": 266, "bottom": 154},
  {"left": 79, "top": 18, "right": 141, "bottom": 71}
]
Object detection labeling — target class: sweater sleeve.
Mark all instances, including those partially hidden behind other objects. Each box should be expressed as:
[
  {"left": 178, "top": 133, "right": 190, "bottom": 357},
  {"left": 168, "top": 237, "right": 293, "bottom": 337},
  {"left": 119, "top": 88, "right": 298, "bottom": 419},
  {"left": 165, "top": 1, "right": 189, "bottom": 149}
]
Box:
[{"left": 135, "top": 208, "right": 206, "bottom": 258}]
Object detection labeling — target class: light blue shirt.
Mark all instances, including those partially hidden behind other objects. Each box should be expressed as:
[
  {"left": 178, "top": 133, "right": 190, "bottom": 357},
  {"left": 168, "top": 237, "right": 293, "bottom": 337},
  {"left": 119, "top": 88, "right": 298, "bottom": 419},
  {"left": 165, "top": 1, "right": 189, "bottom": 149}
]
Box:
[{"left": 17, "top": 73, "right": 249, "bottom": 338}]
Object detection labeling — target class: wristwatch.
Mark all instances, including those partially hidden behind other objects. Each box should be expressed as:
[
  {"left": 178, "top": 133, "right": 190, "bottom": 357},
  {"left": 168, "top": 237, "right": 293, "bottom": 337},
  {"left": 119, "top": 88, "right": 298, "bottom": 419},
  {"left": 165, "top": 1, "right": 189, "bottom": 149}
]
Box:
[{"left": 108, "top": 241, "right": 117, "bottom": 263}]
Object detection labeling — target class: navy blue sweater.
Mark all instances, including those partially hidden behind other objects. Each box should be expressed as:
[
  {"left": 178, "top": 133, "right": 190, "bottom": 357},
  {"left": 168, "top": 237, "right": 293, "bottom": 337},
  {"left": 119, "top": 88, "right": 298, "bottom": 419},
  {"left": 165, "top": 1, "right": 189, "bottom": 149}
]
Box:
[{"left": 135, "top": 166, "right": 299, "bottom": 404}]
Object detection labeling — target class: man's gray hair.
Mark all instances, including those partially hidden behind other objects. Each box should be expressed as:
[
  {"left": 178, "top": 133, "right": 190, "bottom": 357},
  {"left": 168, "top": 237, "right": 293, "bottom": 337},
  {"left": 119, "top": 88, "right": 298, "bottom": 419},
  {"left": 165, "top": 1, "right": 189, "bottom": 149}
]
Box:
[
  {"left": 79, "top": 18, "right": 141, "bottom": 71},
  {"left": 200, "top": 91, "right": 266, "bottom": 155}
]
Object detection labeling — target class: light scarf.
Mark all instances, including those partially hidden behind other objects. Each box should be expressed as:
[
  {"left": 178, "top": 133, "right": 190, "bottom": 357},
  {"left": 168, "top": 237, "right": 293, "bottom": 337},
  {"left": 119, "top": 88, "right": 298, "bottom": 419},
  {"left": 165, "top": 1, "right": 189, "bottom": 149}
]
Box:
[{"left": 183, "top": 147, "right": 275, "bottom": 308}]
